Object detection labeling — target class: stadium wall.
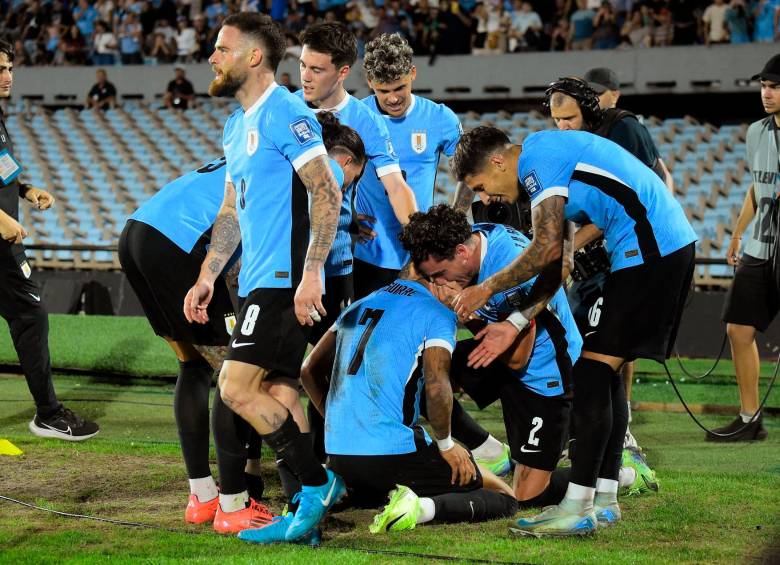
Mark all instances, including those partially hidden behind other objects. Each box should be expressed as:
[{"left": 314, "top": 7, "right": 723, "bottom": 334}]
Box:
[
  {"left": 11, "top": 44, "right": 774, "bottom": 105},
  {"left": 30, "top": 270, "right": 780, "bottom": 360}
]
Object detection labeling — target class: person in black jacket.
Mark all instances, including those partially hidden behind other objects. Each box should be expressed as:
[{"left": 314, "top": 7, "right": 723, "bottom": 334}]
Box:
[{"left": 0, "top": 40, "right": 99, "bottom": 441}]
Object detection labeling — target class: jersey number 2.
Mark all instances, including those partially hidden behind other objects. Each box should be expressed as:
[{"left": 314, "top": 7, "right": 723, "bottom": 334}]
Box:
[{"left": 347, "top": 308, "right": 385, "bottom": 375}]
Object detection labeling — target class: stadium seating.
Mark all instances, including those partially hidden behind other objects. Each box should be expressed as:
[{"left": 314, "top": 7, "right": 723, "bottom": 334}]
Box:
[{"left": 9, "top": 102, "right": 746, "bottom": 284}]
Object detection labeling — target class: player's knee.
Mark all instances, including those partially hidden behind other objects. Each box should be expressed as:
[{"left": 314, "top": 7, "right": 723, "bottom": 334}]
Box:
[
  {"left": 726, "top": 323, "right": 756, "bottom": 346},
  {"left": 218, "top": 379, "right": 252, "bottom": 413}
]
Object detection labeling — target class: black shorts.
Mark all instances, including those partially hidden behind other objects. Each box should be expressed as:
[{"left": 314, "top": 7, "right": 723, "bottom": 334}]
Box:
[
  {"left": 309, "top": 273, "right": 353, "bottom": 345},
  {"left": 353, "top": 258, "right": 399, "bottom": 300},
  {"left": 226, "top": 288, "right": 310, "bottom": 378},
  {"left": 500, "top": 379, "right": 571, "bottom": 472},
  {"left": 722, "top": 256, "right": 779, "bottom": 332},
  {"left": 450, "top": 340, "right": 570, "bottom": 472},
  {"left": 567, "top": 271, "right": 607, "bottom": 336},
  {"left": 118, "top": 220, "right": 236, "bottom": 345},
  {"left": 584, "top": 243, "right": 695, "bottom": 362},
  {"left": 328, "top": 431, "right": 482, "bottom": 508}
]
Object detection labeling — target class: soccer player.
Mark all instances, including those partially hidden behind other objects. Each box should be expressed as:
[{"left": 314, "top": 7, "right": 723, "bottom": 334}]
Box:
[
  {"left": 401, "top": 205, "right": 581, "bottom": 509},
  {"left": 276, "top": 272, "right": 516, "bottom": 539},
  {"left": 356, "top": 33, "right": 464, "bottom": 297},
  {"left": 183, "top": 13, "right": 345, "bottom": 543},
  {"left": 121, "top": 155, "right": 270, "bottom": 533},
  {"left": 297, "top": 23, "right": 418, "bottom": 302},
  {"left": 714, "top": 54, "right": 780, "bottom": 442},
  {"left": 0, "top": 39, "right": 99, "bottom": 442},
  {"left": 450, "top": 127, "right": 697, "bottom": 535}
]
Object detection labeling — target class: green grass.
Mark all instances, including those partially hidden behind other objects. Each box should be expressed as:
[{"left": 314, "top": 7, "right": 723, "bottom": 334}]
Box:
[{"left": 0, "top": 373, "right": 779, "bottom": 564}]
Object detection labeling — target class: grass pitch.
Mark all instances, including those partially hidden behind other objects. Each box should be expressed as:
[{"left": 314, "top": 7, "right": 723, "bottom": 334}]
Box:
[{"left": 0, "top": 315, "right": 779, "bottom": 564}]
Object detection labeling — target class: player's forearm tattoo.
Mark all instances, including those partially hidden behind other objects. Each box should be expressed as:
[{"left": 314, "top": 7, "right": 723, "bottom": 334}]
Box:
[
  {"left": 204, "top": 181, "right": 241, "bottom": 276},
  {"left": 451, "top": 181, "right": 474, "bottom": 214},
  {"left": 423, "top": 346, "right": 454, "bottom": 440},
  {"left": 299, "top": 156, "right": 342, "bottom": 271},
  {"left": 484, "top": 196, "right": 566, "bottom": 295}
]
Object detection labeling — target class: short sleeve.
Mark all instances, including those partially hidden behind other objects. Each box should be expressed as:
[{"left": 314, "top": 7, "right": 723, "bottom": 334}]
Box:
[
  {"left": 269, "top": 104, "right": 328, "bottom": 171},
  {"left": 519, "top": 134, "right": 575, "bottom": 208},
  {"left": 608, "top": 119, "right": 658, "bottom": 169},
  {"left": 439, "top": 105, "right": 462, "bottom": 157},
  {"left": 328, "top": 158, "right": 345, "bottom": 189},
  {"left": 362, "top": 109, "right": 401, "bottom": 178},
  {"left": 423, "top": 306, "right": 457, "bottom": 353}
]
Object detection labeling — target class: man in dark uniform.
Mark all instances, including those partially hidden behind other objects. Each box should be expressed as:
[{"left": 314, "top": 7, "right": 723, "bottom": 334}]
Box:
[
  {"left": 85, "top": 68, "right": 117, "bottom": 110},
  {"left": 0, "top": 40, "right": 99, "bottom": 441},
  {"left": 163, "top": 66, "right": 196, "bottom": 110}
]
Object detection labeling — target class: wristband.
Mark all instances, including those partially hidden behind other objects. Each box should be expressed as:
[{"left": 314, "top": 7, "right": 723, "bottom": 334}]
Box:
[
  {"left": 18, "top": 183, "right": 31, "bottom": 197},
  {"left": 436, "top": 436, "right": 455, "bottom": 452},
  {"left": 506, "top": 311, "right": 530, "bottom": 333}
]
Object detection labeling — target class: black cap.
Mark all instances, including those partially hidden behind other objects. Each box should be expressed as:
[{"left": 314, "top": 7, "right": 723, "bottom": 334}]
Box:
[
  {"left": 752, "top": 54, "right": 780, "bottom": 82},
  {"left": 584, "top": 67, "right": 620, "bottom": 93}
]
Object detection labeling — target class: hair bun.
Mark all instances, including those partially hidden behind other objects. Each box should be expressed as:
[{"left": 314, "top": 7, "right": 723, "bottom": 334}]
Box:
[{"left": 316, "top": 110, "right": 341, "bottom": 132}]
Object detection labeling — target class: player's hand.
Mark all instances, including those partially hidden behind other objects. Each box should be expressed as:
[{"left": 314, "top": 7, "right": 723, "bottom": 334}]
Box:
[
  {"left": 452, "top": 283, "right": 493, "bottom": 322},
  {"left": 184, "top": 279, "right": 214, "bottom": 324},
  {"left": 0, "top": 214, "right": 27, "bottom": 244},
  {"left": 425, "top": 280, "right": 461, "bottom": 308},
  {"left": 356, "top": 214, "right": 377, "bottom": 243},
  {"left": 726, "top": 237, "right": 741, "bottom": 266},
  {"left": 468, "top": 321, "right": 519, "bottom": 369},
  {"left": 294, "top": 270, "right": 326, "bottom": 326},
  {"left": 439, "top": 443, "right": 477, "bottom": 486},
  {"left": 24, "top": 186, "right": 55, "bottom": 210}
]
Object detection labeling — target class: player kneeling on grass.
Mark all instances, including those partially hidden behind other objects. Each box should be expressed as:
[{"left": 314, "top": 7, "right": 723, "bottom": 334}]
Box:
[
  {"left": 239, "top": 273, "right": 518, "bottom": 543},
  {"left": 402, "top": 205, "right": 582, "bottom": 512}
]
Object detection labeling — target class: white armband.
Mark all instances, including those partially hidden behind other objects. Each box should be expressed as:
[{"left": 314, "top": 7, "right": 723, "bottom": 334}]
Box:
[
  {"left": 436, "top": 436, "right": 455, "bottom": 452},
  {"left": 506, "top": 311, "right": 530, "bottom": 333}
]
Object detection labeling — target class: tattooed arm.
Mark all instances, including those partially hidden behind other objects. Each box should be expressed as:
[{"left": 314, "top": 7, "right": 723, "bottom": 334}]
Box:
[
  {"left": 451, "top": 181, "right": 474, "bottom": 215},
  {"left": 295, "top": 154, "right": 343, "bottom": 326},
  {"left": 423, "top": 345, "right": 476, "bottom": 486},
  {"left": 183, "top": 180, "right": 241, "bottom": 324},
  {"left": 452, "top": 195, "right": 567, "bottom": 320}
]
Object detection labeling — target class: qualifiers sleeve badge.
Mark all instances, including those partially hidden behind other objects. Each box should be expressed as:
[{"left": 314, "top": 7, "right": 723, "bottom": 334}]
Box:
[
  {"left": 522, "top": 170, "right": 543, "bottom": 199},
  {"left": 290, "top": 118, "right": 315, "bottom": 145}
]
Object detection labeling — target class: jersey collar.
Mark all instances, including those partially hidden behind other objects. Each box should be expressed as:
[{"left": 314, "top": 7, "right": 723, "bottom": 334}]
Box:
[
  {"left": 478, "top": 231, "right": 488, "bottom": 276},
  {"left": 244, "top": 81, "right": 279, "bottom": 119},
  {"left": 311, "top": 90, "right": 351, "bottom": 114},
  {"left": 377, "top": 94, "right": 417, "bottom": 119}
]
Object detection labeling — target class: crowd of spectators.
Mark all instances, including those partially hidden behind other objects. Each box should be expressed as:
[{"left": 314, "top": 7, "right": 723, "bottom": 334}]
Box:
[{"left": 1, "top": 0, "right": 776, "bottom": 66}]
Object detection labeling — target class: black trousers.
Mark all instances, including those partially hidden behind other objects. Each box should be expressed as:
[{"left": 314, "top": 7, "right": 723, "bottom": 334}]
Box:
[{"left": 0, "top": 251, "right": 60, "bottom": 417}]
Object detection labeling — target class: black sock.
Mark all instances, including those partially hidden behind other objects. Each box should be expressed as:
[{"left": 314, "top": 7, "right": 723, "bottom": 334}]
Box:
[
  {"left": 244, "top": 432, "right": 264, "bottom": 500},
  {"left": 431, "top": 490, "right": 517, "bottom": 523},
  {"left": 517, "top": 467, "right": 571, "bottom": 509},
  {"left": 212, "top": 391, "right": 251, "bottom": 495},
  {"left": 174, "top": 359, "right": 213, "bottom": 479},
  {"left": 262, "top": 413, "right": 327, "bottom": 487},
  {"left": 307, "top": 400, "right": 327, "bottom": 462},
  {"left": 419, "top": 395, "right": 489, "bottom": 450},
  {"left": 598, "top": 373, "right": 628, "bottom": 482},
  {"left": 276, "top": 457, "right": 302, "bottom": 511},
  {"left": 570, "top": 358, "right": 617, "bottom": 489}
]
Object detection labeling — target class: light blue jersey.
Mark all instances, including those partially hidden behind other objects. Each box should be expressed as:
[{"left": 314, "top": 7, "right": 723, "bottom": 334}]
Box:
[
  {"left": 296, "top": 91, "right": 401, "bottom": 277},
  {"left": 355, "top": 94, "right": 462, "bottom": 270},
  {"left": 518, "top": 130, "right": 697, "bottom": 271},
  {"left": 325, "top": 279, "right": 457, "bottom": 456},
  {"left": 130, "top": 156, "right": 226, "bottom": 253},
  {"left": 474, "top": 223, "right": 582, "bottom": 396},
  {"left": 223, "top": 82, "right": 327, "bottom": 296}
]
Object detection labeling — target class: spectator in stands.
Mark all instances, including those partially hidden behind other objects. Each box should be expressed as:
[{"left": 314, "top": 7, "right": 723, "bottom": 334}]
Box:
[
  {"left": 149, "top": 18, "right": 177, "bottom": 63},
  {"left": 192, "top": 14, "right": 212, "bottom": 61},
  {"left": 118, "top": 12, "right": 144, "bottom": 65},
  {"left": 714, "top": 54, "right": 779, "bottom": 443},
  {"left": 61, "top": 24, "right": 88, "bottom": 66},
  {"left": 92, "top": 20, "right": 118, "bottom": 66},
  {"left": 619, "top": 7, "right": 652, "bottom": 48},
  {"left": 86, "top": 68, "right": 118, "bottom": 110},
  {"left": 569, "top": 0, "right": 597, "bottom": 50},
  {"left": 725, "top": 0, "right": 750, "bottom": 43},
  {"left": 592, "top": 1, "right": 619, "bottom": 49},
  {"left": 95, "top": 0, "right": 116, "bottom": 27},
  {"left": 175, "top": 16, "right": 198, "bottom": 62},
  {"left": 44, "top": 22, "right": 64, "bottom": 65},
  {"left": 702, "top": 0, "right": 730, "bottom": 45},
  {"left": 73, "top": 0, "right": 99, "bottom": 42},
  {"left": 279, "top": 71, "right": 299, "bottom": 92},
  {"left": 508, "top": 1, "right": 544, "bottom": 52},
  {"left": 652, "top": 7, "right": 675, "bottom": 46},
  {"left": 752, "top": 0, "right": 779, "bottom": 42},
  {"left": 163, "top": 65, "right": 196, "bottom": 110},
  {"left": 549, "top": 17, "right": 571, "bottom": 51}
]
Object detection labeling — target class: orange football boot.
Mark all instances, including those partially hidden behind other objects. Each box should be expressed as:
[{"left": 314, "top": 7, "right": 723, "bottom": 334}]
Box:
[
  {"left": 213, "top": 498, "right": 274, "bottom": 534},
  {"left": 185, "top": 494, "right": 219, "bottom": 524}
]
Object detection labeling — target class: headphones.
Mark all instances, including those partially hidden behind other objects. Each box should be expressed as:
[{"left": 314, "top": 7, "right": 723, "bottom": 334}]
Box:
[{"left": 544, "top": 77, "right": 602, "bottom": 129}]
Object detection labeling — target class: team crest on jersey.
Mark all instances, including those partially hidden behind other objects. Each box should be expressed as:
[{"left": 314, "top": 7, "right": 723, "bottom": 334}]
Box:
[
  {"left": 246, "top": 128, "right": 259, "bottom": 156},
  {"left": 224, "top": 313, "right": 236, "bottom": 335},
  {"left": 411, "top": 130, "right": 427, "bottom": 154},
  {"left": 522, "top": 171, "right": 542, "bottom": 197},
  {"left": 20, "top": 260, "right": 31, "bottom": 279},
  {"left": 290, "top": 119, "right": 315, "bottom": 145}
]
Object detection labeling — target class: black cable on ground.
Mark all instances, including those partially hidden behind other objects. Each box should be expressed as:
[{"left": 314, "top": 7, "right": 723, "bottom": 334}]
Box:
[
  {"left": 0, "top": 495, "right": 529, "bottom": 564},
  {"left": 674, "top": 331, "right": 729, "bottom": 380},
  {"left": 0, "top": 398, "right": 174, "bottom": 408},
  {"left": 662, "top": 352, "right": 780, "bottom": 438}
]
